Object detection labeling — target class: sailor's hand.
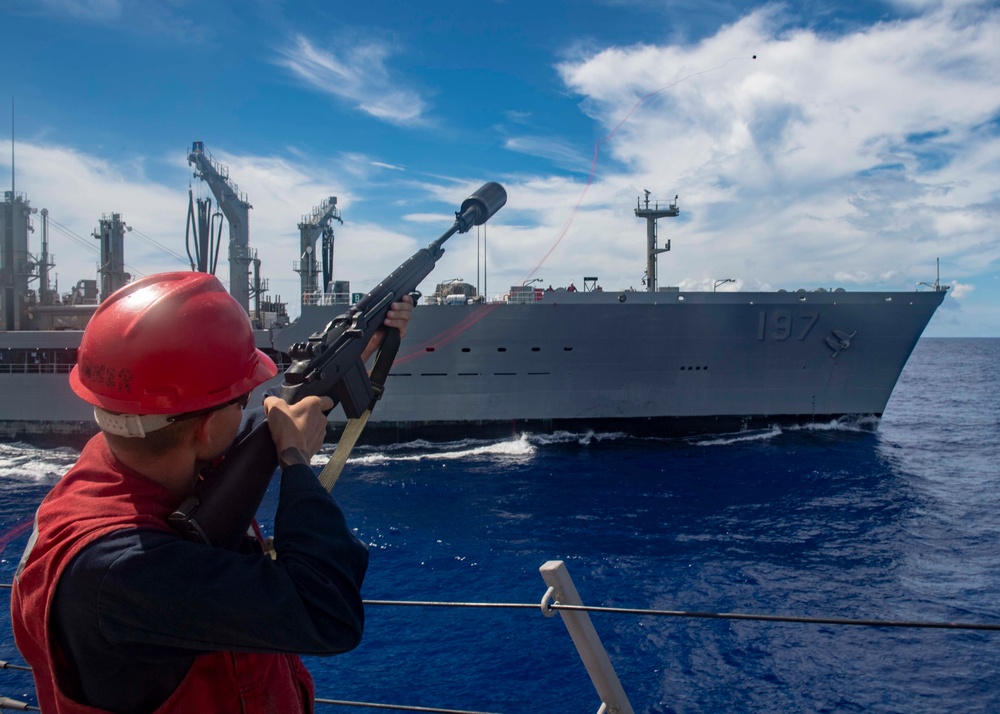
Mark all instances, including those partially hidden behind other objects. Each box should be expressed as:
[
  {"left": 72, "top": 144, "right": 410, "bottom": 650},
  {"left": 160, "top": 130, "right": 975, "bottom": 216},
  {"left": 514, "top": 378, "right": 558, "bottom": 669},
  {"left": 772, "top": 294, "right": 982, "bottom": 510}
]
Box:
[
  {"left": 263, "top": 395, "right": 334, "bottom": 465},
  {"left": 362, "top": 294, "right": 415, "bottom": 361},
  {"left": 384, "top": 293, "right": 415, "bottom": 338}
]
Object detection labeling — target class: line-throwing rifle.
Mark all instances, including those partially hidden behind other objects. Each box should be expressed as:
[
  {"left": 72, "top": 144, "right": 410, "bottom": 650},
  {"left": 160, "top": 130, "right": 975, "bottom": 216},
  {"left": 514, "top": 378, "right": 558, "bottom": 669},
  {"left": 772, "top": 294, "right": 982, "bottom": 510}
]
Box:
[{"left": 170, "top": 182, "right": 507, "bottom": 550}]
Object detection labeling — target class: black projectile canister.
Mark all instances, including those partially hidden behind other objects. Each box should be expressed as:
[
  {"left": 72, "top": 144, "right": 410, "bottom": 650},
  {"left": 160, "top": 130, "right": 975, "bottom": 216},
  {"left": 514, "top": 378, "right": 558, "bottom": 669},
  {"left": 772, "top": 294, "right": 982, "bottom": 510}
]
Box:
[{"left": 459, "top": 182, "right": 507, "bottom": 229}]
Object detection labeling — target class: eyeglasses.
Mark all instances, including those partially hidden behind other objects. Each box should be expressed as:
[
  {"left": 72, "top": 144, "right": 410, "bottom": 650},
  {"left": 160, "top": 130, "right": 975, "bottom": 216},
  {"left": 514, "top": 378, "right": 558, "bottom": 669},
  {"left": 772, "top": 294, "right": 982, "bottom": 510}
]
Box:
[{"left": 166, "top": 391, "right": 252, "bottom": 423}]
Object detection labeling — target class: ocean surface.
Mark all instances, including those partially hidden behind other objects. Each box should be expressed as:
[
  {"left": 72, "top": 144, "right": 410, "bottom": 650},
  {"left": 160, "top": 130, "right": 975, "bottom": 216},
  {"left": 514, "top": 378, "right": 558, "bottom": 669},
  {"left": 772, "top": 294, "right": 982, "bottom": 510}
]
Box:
[{"left": 1, "top": 337, "right": 998, "bottom": 713}]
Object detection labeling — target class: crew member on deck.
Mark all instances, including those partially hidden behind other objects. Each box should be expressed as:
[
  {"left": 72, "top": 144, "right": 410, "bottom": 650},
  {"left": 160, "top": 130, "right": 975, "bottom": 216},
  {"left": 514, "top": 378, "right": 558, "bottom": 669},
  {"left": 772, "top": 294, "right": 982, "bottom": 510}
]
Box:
[{"left": 10, "top": 272, "right": 413, "bottom": 714}]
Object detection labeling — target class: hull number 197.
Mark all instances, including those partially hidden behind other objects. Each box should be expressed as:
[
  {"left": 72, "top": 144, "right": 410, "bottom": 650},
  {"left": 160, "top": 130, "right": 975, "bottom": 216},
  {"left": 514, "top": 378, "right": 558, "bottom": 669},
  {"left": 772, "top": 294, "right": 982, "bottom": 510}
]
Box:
[{"left": 757, "top": 311, "right": 819, "bottom": 341}]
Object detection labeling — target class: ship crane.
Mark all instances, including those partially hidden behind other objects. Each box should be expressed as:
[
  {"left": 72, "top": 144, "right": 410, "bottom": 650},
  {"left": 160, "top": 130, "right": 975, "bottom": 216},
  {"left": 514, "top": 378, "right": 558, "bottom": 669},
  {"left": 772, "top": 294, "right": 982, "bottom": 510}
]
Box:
[
  {"left": 634, "top": 190, "right": 679, "bottom": 292},
  {"left": 187, "top": 141, "right": 253, "bottom": 312},
  {"left": 295, "top": 196, "right": 342, "bottom": 304}
]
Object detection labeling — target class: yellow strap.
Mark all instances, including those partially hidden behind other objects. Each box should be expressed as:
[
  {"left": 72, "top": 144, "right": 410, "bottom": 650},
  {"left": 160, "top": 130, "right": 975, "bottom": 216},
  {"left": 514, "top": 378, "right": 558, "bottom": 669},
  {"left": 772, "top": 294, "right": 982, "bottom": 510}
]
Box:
[{"left": 318, "top": 409, "right": 371, "bottom": 492}]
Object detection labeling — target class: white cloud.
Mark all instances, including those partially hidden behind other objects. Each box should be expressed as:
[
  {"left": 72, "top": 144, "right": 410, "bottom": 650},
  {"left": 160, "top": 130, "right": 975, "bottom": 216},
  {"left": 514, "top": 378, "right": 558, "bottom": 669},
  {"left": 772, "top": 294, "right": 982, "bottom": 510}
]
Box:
[
  {"left": 948, "top": 280, "right": 975, "bottom": 299},
  {"left": 529, "top": 0, "right": 1000, "bottom": 300},
  {"left": 275, "top": 34, "right": 429, "bottom": 125},
  {"left": 402, "top": 213, "right": 454, "bottom": 224}
]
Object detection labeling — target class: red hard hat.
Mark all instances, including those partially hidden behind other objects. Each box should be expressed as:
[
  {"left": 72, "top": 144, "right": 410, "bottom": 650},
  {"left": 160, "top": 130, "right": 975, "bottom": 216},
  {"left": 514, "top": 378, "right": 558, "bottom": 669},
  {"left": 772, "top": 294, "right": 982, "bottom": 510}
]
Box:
[{"left": 70, "top": 272, "right": 277, "bottom": 414}]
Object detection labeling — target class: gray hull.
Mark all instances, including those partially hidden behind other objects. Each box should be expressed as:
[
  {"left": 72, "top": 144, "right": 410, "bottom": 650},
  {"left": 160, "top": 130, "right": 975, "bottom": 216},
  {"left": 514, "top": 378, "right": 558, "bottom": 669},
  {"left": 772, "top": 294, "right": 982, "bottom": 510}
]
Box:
[{"left": 262, "top": 287, "right": 946, "bottom": 443}]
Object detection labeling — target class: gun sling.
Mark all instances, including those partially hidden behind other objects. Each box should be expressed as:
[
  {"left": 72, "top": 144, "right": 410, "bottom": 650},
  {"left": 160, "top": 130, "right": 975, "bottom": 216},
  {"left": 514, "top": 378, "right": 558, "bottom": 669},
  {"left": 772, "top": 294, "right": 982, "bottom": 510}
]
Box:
[{"left": 317, "top": 327, "right": 401, "bottom": 492}]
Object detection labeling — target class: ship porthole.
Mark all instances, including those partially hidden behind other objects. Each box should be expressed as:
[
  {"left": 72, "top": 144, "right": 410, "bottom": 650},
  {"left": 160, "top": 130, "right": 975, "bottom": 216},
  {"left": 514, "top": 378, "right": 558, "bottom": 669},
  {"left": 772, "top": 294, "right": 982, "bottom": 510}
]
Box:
[{"left": 618, "top": 293, "right": 626, "bottom": 303}]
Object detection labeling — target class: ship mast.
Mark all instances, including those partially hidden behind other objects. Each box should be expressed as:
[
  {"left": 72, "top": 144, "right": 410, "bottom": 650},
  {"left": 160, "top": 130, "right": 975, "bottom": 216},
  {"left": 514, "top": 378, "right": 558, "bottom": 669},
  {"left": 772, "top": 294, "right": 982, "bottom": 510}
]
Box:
[
  {"left": 93, "top": 212, "right": 130, "bottom": 301},
  {"left": 39, "top": 208, "right": 53, "bottom": 305},
  {"left": 2, "top": 102, "right": 39, "bottom": 330},
  {"left": 187, "top": 141, "right": 252, "bottom": 311},
  {"left": 634, "top": 191, "right": 679, "bottom": 292}
]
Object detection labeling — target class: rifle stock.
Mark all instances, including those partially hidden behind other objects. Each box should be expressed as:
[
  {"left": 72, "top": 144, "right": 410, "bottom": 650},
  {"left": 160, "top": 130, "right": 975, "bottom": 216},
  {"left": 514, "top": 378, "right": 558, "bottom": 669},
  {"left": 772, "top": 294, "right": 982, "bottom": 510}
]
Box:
[{"left": 169, "top": 182, "right": 506, "bottom": 549}]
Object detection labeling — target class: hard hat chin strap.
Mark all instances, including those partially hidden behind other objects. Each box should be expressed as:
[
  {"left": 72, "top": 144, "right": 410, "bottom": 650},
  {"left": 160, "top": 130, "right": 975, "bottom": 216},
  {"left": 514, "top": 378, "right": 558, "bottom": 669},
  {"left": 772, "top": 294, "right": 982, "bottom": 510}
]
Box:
[{"left": 93, "top": 407, "right": 175, "bottom": 438}]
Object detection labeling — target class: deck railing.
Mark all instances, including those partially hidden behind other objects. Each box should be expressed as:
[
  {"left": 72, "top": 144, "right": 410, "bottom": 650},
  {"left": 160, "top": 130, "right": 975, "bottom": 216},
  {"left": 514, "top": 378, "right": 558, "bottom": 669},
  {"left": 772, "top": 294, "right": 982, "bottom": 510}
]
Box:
[{"left": 4, "top": 556, "right": 999, "bottom": 713}]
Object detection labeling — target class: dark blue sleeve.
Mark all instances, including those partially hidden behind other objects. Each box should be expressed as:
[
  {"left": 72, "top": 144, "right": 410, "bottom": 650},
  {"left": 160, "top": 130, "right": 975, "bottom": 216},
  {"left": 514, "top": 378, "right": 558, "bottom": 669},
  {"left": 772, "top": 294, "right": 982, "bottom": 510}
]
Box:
[{"left": 52, "top": 463, "right": 368, "bottom": 710}]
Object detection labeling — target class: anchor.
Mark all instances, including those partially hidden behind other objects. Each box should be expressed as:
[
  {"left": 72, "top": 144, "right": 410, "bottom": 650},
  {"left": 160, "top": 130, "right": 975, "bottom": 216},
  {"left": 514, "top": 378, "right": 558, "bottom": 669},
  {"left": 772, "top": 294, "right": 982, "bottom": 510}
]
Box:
[{"left": 826, "top": 329, "right": 857, "bottom": 356}]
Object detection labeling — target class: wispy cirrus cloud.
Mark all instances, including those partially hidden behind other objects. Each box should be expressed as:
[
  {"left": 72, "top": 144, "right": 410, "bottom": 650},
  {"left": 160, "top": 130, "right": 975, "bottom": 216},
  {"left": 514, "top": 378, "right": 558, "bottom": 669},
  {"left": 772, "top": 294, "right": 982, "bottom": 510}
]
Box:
[
  {"left": 503, "top": 136, "right": 593, "bottom": 174},
  {"left": 28, "top": 0, "right": 121, "bottom": 21},
  {"left": 6, "top": 0, "right": 209, "bottom": 40},
  {"left": 275, "top": 34, "right": 429, "bottom": 126}
]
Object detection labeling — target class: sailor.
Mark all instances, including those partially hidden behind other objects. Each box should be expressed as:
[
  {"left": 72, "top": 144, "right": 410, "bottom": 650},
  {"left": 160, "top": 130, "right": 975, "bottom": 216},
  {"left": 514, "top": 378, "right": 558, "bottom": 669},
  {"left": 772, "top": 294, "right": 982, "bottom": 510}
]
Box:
[{"left": 10, "top": 272, "right": 413, "bottom": 714}]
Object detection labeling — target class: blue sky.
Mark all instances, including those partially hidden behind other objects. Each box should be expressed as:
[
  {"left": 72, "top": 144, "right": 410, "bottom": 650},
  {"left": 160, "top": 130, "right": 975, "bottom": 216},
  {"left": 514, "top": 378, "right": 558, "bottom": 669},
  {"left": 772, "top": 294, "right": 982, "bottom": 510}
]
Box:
[{"left": 2, "top": 0, "right": 998, "bottom": 336}]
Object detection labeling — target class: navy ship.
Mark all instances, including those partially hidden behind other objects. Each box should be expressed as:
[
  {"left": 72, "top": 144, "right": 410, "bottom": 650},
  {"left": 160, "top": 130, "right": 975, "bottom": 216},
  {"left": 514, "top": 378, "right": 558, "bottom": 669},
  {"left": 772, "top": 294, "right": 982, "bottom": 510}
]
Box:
[
  {"left": 0, "top": 143, "right": 947, "bottom": 445},
  {"left": 287, "top": 274, "right": 946, "bottom": 443}
]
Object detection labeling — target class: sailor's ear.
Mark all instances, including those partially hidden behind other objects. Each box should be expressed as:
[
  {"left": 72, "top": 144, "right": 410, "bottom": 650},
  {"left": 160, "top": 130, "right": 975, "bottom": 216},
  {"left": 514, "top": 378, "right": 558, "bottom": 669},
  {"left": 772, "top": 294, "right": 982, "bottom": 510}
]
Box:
[
  {"left": 191, "top": 409, "right": 225, "bottom": 455},
  {"left": 189, "top": 413, "right": 209, "bottom": 446}
]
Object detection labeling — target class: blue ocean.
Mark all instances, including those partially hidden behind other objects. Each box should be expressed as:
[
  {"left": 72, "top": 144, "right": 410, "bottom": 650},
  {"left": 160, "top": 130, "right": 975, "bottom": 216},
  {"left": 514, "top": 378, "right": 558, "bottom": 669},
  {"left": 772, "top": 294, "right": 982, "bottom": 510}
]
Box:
[{"left": 2, "top": 337, "right": 998, "bottom": 713}]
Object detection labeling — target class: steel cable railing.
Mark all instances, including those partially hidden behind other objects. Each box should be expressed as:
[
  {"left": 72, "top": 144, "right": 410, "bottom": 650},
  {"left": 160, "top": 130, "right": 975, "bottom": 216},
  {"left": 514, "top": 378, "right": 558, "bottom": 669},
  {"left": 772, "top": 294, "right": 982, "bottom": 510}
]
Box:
[{"left": 3, "top": 565, "right": 999, "bottom": 713}]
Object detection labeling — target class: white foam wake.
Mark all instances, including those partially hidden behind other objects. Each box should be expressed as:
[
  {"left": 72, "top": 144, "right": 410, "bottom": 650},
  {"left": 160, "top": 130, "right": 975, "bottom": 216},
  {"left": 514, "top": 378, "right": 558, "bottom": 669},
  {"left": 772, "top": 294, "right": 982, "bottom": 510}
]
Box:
[
  {"left": 317, "top": 433, "right": 537, "bottom": 465},
  {"left": 0, "top": 442, "right": 79, "bottom": 484}
]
